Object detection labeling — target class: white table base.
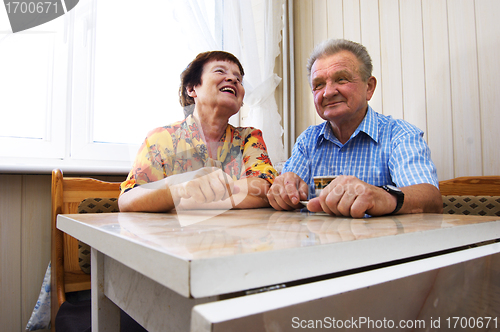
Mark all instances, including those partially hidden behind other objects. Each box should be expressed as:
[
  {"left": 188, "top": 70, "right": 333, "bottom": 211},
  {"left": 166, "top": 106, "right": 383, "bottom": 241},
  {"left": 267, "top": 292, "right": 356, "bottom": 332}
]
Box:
[{"left": 91, "top": 248, "right": 217, "bottom": 331}]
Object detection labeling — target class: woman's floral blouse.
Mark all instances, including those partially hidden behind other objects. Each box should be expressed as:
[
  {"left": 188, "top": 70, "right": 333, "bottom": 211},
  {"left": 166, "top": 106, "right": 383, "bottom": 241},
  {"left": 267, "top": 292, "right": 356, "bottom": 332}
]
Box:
[{"left": 121, "top": 115, "right": 277, "bottom": 194}]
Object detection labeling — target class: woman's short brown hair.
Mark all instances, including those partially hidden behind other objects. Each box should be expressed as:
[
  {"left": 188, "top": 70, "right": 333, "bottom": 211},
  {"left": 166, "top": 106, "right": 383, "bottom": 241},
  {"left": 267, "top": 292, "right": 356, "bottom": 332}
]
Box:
[{"left": 179, "top": 51, "right": 244, "bottom": 109}]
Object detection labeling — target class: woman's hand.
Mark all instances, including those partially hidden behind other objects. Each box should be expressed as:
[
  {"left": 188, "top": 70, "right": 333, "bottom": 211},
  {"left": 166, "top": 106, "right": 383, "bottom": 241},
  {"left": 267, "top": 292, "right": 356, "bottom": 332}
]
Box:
[
  {"left": 267, "top": 172, "right": 309, "bottom": 210},
  {"left": 167, "top": 167, "right": 239, "bottom": 206},
  {"left": 118, "top": 167, "right": 239, "bottom": 212}
]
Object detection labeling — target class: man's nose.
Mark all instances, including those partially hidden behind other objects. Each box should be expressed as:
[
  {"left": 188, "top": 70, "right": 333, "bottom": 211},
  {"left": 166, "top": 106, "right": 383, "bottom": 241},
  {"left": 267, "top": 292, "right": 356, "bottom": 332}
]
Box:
[{"left": 323, "top": 82, "right": 338, "bottom": 98}]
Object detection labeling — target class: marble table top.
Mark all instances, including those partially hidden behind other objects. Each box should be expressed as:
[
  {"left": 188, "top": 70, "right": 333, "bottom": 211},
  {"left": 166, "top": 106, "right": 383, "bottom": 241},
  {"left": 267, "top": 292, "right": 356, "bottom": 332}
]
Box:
[{"left": 57, "top": 209, "right": 500, "bottom": 298}]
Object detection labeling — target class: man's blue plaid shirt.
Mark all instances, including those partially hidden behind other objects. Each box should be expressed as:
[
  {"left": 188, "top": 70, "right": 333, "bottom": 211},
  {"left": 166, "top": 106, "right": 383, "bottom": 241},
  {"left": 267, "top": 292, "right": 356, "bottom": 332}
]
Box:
[{"left": 283, "top": 106, "right": 439, "bottom": 198}]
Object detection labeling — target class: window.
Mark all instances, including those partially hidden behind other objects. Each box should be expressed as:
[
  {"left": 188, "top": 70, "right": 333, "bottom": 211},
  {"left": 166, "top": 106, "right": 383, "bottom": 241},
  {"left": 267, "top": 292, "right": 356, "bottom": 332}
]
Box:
[
  {"left": 0, "top": 12, "right": 67, "bottom": 166},
  {"left": 0, "top": 0, "right": 220, "bottom": 173}
]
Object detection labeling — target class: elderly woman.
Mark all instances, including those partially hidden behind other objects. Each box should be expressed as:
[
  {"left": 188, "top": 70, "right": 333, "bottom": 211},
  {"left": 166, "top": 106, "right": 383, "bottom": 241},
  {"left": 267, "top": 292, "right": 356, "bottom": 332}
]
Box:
[{"left": 119, "top": 51, "right": 277, "bottom": 212}]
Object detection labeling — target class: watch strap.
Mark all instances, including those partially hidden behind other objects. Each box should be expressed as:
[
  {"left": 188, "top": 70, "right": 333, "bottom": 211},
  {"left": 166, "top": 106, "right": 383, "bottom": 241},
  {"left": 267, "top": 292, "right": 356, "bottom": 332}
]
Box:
[{"left": 379, "top": 185, "right": 404, "bottom": 214}]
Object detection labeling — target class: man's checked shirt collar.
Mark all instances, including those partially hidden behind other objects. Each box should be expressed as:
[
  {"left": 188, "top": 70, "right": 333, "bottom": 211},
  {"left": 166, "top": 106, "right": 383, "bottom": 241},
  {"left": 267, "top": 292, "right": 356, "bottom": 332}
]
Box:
[{"left": 316, "top": 105, "right": 379, "bottom": 148}]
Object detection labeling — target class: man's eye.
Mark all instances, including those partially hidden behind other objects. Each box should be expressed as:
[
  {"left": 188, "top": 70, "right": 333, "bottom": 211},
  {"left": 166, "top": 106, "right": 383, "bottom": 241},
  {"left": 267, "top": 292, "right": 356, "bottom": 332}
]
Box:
[{"left": 313, "top": 84, "right": 323, "bottom": 90}]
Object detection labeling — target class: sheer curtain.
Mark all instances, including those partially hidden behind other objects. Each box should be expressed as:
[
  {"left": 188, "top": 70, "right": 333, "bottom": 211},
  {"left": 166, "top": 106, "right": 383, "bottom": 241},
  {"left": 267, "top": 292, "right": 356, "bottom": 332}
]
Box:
[{"left": 174, "top": 0, "right": 286, "bottom": 165}]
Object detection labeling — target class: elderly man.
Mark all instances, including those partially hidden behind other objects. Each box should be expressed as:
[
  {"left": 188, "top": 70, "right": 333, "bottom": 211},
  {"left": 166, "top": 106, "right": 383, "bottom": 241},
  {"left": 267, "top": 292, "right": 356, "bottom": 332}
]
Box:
[{"left": 268, "top": 39, "right": 442, "bottom": 217}]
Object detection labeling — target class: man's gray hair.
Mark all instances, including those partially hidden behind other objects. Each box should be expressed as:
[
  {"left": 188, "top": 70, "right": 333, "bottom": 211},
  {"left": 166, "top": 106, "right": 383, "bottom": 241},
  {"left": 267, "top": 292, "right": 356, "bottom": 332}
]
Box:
[{"left": 306, "top": 39, "right": 373, "bottom": 82}]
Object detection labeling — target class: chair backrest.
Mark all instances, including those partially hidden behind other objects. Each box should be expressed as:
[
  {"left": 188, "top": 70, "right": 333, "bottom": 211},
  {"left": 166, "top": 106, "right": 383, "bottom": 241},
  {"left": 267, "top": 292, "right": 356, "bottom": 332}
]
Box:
[
  {"left": 439, "top": 176, "right": 500, "bottom": 196},
  {"left": 51, "top": 169, "right": 121, "bottom": 331},
  {"left": 439, "top": 176, "right": 500, "bottom": 216}
]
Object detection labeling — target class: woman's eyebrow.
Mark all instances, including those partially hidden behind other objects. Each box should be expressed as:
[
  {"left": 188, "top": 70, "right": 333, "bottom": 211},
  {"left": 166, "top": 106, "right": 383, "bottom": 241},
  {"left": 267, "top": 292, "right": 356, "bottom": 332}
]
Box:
[
  {"left": 233, "top": 70, "right": 243, "bottom": 79},
  {"left": 211, "top": 63, "right": 242, "bottom": 78}
]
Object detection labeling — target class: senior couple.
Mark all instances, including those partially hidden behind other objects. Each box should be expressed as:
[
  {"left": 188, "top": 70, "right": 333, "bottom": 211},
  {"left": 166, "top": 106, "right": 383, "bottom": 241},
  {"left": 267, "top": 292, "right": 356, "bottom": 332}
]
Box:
[{"left": 119, "top": 39, "right": 443, "bottom": 217}]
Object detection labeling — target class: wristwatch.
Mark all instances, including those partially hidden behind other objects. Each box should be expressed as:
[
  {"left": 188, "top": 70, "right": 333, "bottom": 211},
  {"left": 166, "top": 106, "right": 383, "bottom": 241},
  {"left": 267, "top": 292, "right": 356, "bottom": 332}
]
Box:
[{"left": 379, "top": 185, "right": 404, "bottom": 214}]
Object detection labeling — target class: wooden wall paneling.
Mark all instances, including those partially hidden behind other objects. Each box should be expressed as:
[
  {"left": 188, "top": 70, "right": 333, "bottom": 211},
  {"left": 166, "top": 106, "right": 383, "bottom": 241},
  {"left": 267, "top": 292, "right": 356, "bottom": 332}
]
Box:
[
  {"left": 342, "top": 0, "right": 361, "bottom": 43},
  {"left": 378, "top": 0, "right": 403, "bottom": 118},
  {"left": 21, "top": 175, "right": 52, "bottom": 330},
  {"left": 294, "top": 0, "right": 316, "bottom": 137},
  {"left": 421, "top": 0, "right": 454, "bottom": 181},
  {"left": 475, "top": 0, "right": 500, "bottom": 176},
  {"left": 399, "top": 0, "right": 427, "bottom": 137},
  {"left": 326, "top": 0, "right": 344, "bottom": 39},
  {"left": 360, "top": 0, "right": 383, "bottom": 115},
  {"left": 447, "top": 0, "right": 482, "bottom": 176},
  {"left": 0, "top": 175, "right": 22, "bottom": 331}
]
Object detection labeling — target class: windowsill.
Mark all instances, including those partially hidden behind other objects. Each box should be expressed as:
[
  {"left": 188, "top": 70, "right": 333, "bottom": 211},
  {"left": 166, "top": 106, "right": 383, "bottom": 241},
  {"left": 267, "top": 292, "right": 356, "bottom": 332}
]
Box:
[{"left": 0, "top": 157, "right": 131, "bottom": 175}]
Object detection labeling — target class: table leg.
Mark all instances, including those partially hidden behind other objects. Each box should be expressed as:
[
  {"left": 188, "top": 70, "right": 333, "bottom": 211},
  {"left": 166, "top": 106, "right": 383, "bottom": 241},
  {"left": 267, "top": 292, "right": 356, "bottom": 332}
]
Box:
[
  {"left": 103, "top": 256, "right": 217, "bottom": 331},
  {"left": 91, "top": 248, "right": 120, "bottom": 331}
]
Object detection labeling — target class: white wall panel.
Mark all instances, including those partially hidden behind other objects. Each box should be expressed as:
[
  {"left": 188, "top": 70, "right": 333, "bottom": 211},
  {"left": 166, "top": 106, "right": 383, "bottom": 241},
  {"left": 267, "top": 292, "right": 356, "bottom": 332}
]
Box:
[
  {"left": 422, "top": 0, "right": 454, "bottom": 181},
  {"left": 293, "top": 0, "right": 499, "bottom": 179},
  {"left": 343, "top": 0, "right": 361, "bottom": 43},
  {"left": 475, "top": 0, "right": 500, "bottom": 176},
  {"left": 294, "top": 0, "right": 317, "bottom": 135},
  {"left": 21, "top": 175, "right": 52, "bottom": 327},
  {"left": 0, "top": 175, "right": 22, "bottom": 332},
  {"left": 311, "top": 0, "right": 330, "bottom": 125},
  {"left": 313, "top": 0, "right": 329, "bottom": 44},
  {"left": 447, "top": 0, "right": 482, "bottom": 176},
  {"left": 326, "top": 0, "right": 346, "bottom": 125},
  {"left": 0, "top": 173, "right": 124, "bottom": 331},
  {"left": 379, "top": 0, "right": 404, "bottom": 118},
  {"left": 326, "top": 0, "right": 344, "bottom": 39},
  {"left": 360, "top": 0, "right": 383, "bottom": 115},
  {"left": 400, "top": 0, "right": 427, "bottom": 136}
]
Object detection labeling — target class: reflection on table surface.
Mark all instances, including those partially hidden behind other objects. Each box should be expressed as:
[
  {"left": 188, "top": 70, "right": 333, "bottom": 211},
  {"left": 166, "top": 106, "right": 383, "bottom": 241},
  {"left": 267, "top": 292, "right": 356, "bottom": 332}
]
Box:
[{"left": 64, "top": 209, "right": 499, "bottom": 260}]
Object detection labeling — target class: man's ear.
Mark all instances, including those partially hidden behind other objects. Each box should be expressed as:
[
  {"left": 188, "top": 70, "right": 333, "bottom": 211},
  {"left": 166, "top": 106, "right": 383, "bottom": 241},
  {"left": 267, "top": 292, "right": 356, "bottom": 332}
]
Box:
[
  {"left": 366, "top": 76, "right": 377, "bottom": 101},
  {"left": 186, "top": 85, "right": 197, "bottom": 98}
]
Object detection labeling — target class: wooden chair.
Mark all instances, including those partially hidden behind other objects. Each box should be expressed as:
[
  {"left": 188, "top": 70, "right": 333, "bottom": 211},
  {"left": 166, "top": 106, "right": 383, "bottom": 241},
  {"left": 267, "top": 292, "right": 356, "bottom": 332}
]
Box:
[
  {"left": 439, "top": 176, "right": 500, "bottom": 216},
  {"left": 51, "top": 169, "right": 121, "bottom": 331}
]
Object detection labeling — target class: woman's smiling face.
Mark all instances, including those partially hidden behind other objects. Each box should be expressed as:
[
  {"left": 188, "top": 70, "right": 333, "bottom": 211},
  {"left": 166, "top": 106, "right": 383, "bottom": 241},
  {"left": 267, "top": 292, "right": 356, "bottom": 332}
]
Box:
[{"left": 188, "top": 60, "right": 245, "bottom": 118}]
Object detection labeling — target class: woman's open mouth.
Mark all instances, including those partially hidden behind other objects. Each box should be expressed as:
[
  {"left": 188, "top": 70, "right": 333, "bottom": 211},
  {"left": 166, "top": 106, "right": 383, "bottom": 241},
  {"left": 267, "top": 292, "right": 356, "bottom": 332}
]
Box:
[{"left": 220, "top": 86, "right": 236, "bottom": 96}]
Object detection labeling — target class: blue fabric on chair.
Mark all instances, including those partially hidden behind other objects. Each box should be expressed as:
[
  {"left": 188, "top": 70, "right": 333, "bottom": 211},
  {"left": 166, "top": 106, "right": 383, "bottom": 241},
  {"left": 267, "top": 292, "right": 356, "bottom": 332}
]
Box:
[{"left": 26, "top": 262, "right": 52, "bottom": 331}]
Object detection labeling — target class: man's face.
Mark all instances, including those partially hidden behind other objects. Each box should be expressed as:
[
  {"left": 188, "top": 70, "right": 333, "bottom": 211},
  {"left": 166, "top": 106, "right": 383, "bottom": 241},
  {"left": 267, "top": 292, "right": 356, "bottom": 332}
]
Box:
[{"left": 310, "top": 51, "right": 375, "bottom": 127}]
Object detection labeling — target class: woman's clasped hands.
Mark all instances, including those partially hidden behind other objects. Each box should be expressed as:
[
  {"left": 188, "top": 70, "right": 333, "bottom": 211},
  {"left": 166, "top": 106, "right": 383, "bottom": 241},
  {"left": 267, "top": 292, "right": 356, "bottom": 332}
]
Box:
[{"left": 166, "top": 167, "right": 240, "bottom": 207}]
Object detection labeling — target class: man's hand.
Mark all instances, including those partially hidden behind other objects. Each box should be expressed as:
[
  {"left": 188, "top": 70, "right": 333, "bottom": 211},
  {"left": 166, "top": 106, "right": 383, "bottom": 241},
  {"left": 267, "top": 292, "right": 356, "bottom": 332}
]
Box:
[
  {"left": 167, "top": 167, "right": 239, "bottom": 205},
  {"left": 306, "top": 175, "right": 397, "bottom": 218},
  {"left": 267, "top": 172, "right": 309, "bottom": 210}
]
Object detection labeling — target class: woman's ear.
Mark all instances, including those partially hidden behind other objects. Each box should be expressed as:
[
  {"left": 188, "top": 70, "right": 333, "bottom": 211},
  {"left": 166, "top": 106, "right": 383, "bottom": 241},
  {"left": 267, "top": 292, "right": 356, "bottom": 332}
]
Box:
[{"left": 186, "top": 85, "right": 197, "bottom": 98}]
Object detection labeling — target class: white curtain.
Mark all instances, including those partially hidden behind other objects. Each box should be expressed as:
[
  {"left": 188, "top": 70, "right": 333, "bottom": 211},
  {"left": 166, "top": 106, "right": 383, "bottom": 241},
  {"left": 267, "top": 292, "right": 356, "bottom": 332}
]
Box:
[{"left": 173, "top": 0, "right": 286, "bottom": 165}]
